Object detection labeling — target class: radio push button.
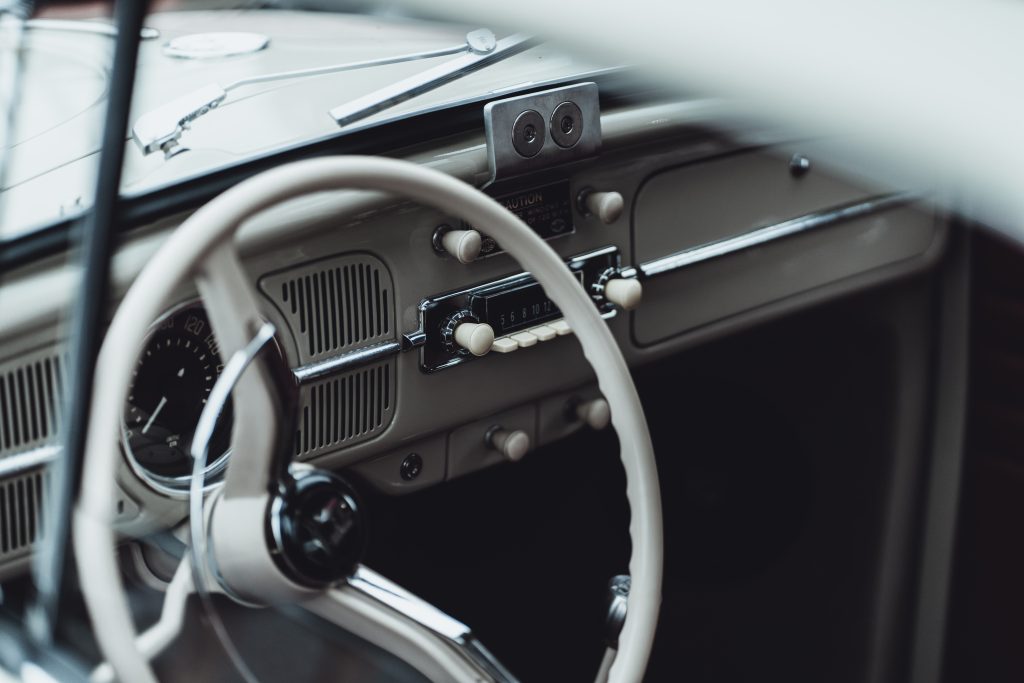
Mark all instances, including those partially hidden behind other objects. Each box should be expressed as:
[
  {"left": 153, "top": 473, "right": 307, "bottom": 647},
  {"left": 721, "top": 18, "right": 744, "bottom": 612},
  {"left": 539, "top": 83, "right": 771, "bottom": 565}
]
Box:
[
  {"left": 549, "top": 320, "right": 572, "bottom": 336},
  {"left": 528, "top": 325, "right": 557, "bottom": 341},
  {"left": 510, "top": 331, "right": 538, "bottom": 348},
  {"left": 491, "top": 337, "right": 519, "bottom": 353}
]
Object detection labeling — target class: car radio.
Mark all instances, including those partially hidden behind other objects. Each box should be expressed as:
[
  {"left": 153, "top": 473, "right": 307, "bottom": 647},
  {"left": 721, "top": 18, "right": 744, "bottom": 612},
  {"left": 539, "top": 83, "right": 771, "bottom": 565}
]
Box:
[{"left": 406, "top": 246, "right": 641, "bottom": 372}]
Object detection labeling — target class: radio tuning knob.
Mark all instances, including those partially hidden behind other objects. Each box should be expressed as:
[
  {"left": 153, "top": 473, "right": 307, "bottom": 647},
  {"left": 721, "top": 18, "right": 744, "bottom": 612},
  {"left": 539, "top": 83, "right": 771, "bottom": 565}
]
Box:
[
  {"left": 487, "top": 427, "right": 531, "bottom": 462},
  {"left": 453, "top": 321, "right": 494, "bottom": 356},
  {"left": 581, "top": 190, "right": 625, "bottom": 225},
  {"left": 576, "top": 398, "right": 611, "bottom": 430},
  {"left": 438, "top": 228, "right": 482, "bottom": 264},
  {"left": 603, "top": 278, "right": 643, "bottom": 311}
]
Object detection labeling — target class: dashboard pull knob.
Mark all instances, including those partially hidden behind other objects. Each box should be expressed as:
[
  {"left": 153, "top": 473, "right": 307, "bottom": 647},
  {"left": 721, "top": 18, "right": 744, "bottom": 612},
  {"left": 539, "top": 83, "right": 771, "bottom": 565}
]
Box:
[
  {"left": 440, "top": 228, "right": 483, "bottom": 264},
  {"left": 603, "top": 278, "right": 643, "bottom": 311},
  {"left": 488, "top": 427, "right": 531, "bottom": 462},
  {"left": 576, "top": 398, "right": 611, "bottom": 430},
  {"left": 453, "top": 321, "right": 494, "bottom": 356},
  {"left": 584, "top": 190, "right": 625, "bottom": 224}
]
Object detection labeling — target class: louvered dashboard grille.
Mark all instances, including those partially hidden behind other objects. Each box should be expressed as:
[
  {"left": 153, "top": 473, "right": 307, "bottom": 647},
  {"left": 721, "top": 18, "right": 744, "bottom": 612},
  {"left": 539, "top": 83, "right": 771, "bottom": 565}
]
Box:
[
  {"left": 0, "top": 468, "right": 49, "bottom": 562},
  {"left": 0, "top": 352, "right": 64, "bottom": 457},
  {"left": 295, "top": 361, "right": 395, "bottom": 458},
  {"left": 261, "top": 253, "right": 394, "bottom": 364},
  {"left": 0, "top": 348, "right": 63, "bottom": 569}
]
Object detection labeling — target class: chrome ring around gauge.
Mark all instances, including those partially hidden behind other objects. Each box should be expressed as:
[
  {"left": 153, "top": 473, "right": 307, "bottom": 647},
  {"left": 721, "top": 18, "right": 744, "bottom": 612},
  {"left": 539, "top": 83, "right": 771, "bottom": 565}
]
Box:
[{"left": 121, "top": 300, "right": 233, "bottom": 495}]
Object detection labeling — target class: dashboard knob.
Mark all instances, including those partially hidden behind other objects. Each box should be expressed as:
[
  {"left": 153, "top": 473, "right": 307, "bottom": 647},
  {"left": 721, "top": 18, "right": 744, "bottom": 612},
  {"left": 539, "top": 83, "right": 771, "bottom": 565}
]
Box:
[
  {"left": 453, "top": 321, "right": 494, "bottom": 356},
  {"left": 576, "top": 398, "right": 611, "bottom": 430},
  {"left": 584, "top": 190, "right": 625, "bottom": 224},
  {"left": 488, "top": 427, "right": 531, "bottom": 462},
  {"left": 440, "top": 228, "right": 482, "bottom": 264},
  {"left": 603, "top": 278, "right": 643, "bottom": 310}
]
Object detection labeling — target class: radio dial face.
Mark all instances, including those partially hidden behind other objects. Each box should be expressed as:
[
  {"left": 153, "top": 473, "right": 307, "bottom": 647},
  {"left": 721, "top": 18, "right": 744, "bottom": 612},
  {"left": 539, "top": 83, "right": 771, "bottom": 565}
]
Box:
[
  {"left": 441, "top": 310, "right": 477, "bottom": 354},
  {"left": 591, "top": 267, "right": 617, "bottom": 301}
]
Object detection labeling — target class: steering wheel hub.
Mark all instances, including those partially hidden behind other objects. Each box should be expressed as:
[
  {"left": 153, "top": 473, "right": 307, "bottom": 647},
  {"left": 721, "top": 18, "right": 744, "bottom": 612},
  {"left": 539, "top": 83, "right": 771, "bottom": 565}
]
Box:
[{"left": 269, "top": 470, "right": 366, "bottom": 587}]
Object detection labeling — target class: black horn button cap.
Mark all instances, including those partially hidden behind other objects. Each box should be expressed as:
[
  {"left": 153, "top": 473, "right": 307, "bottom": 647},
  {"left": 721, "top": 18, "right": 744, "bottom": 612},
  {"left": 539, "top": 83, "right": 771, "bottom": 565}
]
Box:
[{"left": 270, "top": 470, "right": 366, "bottom": 587}]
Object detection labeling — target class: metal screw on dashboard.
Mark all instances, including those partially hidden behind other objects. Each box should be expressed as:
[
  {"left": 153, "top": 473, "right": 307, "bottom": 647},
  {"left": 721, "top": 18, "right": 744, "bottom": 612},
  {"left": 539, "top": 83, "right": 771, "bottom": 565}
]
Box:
[
  {"left": 550, "top": 101, "right": 583, "bottom": 148},
  {"left": 789, "top": 153, "right": 811, "bottom": 178},
  {"left": 512, "top": 109, "right": 545, "bottom": 158}
]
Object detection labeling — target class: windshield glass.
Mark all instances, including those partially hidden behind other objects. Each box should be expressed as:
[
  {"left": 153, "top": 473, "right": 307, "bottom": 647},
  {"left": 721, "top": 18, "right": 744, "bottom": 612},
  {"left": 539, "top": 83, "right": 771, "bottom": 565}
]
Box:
[
  {"left": 0, "top": 3, "right": 612, "bottom": 241},
  {"left": 0, "top": 3, "right": 115, "bottom": 240}
]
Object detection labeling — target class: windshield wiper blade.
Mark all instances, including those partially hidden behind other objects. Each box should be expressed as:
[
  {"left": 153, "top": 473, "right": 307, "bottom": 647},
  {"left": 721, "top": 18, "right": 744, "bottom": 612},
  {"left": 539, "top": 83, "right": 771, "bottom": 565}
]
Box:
[
  {"left": 132, "top": 29, "right": 502, "bottom": 158},
  {"left": 328, "top": 33, "right": 537, "bottom": 128}
]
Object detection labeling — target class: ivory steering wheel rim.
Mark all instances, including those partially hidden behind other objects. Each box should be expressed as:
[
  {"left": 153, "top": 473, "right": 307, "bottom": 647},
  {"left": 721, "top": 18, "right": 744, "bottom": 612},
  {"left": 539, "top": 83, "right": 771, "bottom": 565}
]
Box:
[{"left": 74, "top": 156, "right": 663, "bottom": 683}]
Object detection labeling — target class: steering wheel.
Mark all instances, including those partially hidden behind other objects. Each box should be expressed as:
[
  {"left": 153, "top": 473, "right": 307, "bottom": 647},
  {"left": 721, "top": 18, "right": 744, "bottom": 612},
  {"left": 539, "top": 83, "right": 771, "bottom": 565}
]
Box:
[{"left": 74, "top": 156, "right": 663, "bottom": 683}]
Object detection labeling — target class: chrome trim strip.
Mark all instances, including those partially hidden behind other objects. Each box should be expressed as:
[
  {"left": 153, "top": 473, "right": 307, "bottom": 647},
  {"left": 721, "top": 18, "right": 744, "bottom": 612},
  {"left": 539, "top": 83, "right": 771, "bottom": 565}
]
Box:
[
  {"left": 0, "top": 445, "right": 59, "bottom": 479},
  {"left": 638, "top": 193, "right": 916, "bottom": 279},
  {"left": 293, "top": 340, "right": 402, "bottom": 384}
]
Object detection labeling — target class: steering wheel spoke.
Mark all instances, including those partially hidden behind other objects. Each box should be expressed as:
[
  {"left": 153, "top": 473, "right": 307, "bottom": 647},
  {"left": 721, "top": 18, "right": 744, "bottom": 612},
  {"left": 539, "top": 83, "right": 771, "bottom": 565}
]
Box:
[
  {"left": 195, "top": 243, "right": 296, "bottom": 499},
  {"left": 91, "top": 557, "right": 194, "bottom": 683}
]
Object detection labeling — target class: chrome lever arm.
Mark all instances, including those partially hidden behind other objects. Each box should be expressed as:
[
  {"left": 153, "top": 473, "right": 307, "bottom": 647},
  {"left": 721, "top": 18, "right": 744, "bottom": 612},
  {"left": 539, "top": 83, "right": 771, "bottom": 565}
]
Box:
[{"left": 305, "top": 565, "right": 518, "bottom": 683}]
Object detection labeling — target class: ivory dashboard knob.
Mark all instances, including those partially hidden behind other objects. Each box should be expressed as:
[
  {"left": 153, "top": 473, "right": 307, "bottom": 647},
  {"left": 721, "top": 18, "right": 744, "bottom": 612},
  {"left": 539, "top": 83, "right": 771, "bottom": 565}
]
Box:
[
  {"left": 576, "top": 398, "right": 611, "bottom": 430},
  {"left": 603, "top": 278, "right": 643, "bottom": 311},
  {"left": 584, "top": 190, "right": 625, "bottom": 224},
  {"left": 440, "top": 228, "right": 482, "bottom": 264},
  {"left": 488, "top": 427, "right": 531, "bottom": 462},
  {"left": 453, "top": 321, "right": 494, "bottom": 356}
]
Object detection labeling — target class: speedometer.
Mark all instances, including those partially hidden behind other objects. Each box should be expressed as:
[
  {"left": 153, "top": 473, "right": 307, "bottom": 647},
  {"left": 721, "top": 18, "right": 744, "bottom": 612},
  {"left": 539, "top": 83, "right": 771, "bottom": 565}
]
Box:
[{"left": 122, "top": 302, "right": 232, "bottom": 492}]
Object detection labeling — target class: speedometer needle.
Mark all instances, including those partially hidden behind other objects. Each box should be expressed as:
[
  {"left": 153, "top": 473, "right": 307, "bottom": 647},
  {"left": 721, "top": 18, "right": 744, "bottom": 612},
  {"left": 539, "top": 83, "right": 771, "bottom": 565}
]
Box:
[{"left": 142, "top": 396, "right": 168, "bottom": 435}]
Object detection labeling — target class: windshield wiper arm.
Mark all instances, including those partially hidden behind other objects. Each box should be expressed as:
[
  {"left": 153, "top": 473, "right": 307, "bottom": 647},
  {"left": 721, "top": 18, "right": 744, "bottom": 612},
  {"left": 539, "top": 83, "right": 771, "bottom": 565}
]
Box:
[
  {"left": 24, "top": 18, "right": 160, "bottom": 40},
  {"left": 328, "top": 33, "right": 537, "bottom": 128},
  {"left": 132, "top": 29, "right": 503, "bottom": 158}
]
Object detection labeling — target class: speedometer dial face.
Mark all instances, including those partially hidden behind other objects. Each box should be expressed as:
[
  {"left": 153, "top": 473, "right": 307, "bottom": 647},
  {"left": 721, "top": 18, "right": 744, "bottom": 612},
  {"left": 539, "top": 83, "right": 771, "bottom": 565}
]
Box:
[{"left": 122, "top": 303, "right": 232, "bottom": 489}]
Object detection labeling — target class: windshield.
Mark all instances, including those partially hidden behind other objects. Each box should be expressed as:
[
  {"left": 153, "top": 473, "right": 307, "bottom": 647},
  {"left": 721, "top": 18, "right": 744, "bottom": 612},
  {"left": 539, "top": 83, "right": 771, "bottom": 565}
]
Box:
[
  {"left": 0, "top": 3, "right": 612, "bottom": 241},
  {"left": 0, "top": 3, "right": 115, "bottom": 241}
]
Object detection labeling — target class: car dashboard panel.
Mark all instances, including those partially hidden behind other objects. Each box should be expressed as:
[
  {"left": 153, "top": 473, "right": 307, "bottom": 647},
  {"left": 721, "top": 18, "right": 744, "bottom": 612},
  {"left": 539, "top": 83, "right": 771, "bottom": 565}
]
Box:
[{"left": 0, "top": 94, "right": 947, "bottom": 579}]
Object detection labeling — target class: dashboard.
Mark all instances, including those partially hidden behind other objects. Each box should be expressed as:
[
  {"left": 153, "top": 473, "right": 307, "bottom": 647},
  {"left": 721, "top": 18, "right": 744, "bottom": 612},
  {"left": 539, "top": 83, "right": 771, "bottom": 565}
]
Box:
[{"left": 0, "top": 91, "right": 947, "bottom": 579}]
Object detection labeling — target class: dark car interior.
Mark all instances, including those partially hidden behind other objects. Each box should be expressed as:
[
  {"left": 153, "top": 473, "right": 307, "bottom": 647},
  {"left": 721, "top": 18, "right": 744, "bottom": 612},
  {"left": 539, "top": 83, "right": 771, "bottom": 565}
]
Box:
[{"left": 0, "top": 2, "right": 1021, "bottom": 682}]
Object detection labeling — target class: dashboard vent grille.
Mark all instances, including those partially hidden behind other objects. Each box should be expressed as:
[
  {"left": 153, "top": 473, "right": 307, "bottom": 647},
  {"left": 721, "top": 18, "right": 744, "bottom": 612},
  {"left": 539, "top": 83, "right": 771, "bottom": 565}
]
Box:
[
  {"left": 295, "top": 360, "right": 394, "bottom": 458},
  {"left": 0, "top": 468, "right": 49, "bottom": 562},
  {"left": 0, "top": 350, "right": 65, "bottom": 459},
  {"left": 260, "top": 253, "right": 395, "bottom": 364}
]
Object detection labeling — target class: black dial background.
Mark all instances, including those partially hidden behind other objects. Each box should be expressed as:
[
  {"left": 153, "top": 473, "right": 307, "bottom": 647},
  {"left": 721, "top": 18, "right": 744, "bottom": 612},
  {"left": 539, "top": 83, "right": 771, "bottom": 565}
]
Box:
[{"left": 123, "top": 305, "right": 232, "bottom": 482}]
